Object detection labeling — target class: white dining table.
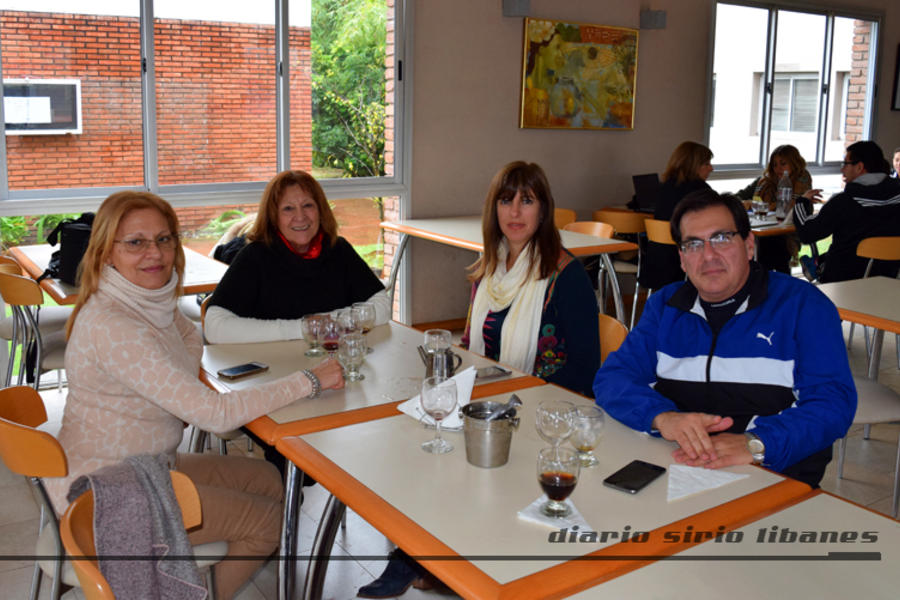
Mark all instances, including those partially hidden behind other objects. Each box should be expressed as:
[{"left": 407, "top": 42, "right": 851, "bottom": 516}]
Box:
[
  {"left": 568, "top": 491, "right": 900, "bottom": 598},
  {"left": 200, "top": 320, "right": 544, "bottom": 600},
  {"left": 278, "top": 383, "right": 811, "bottom": 599}
]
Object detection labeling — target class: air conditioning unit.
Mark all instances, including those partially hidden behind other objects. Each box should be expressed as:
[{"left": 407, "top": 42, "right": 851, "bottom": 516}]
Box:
[{"left": 3, "top": 78, "right": 82, "bottom": 135}]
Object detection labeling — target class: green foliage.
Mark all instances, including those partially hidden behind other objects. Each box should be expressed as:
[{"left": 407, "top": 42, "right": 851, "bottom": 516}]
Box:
[
  {"left": 311, "top": 0, "right": 387, "bottom": 178},
  {"left": 199, "top": 210, "right": 247, "bottom": 238},
  {"left": 0, "top": 216, "right": 27, "bottom": 246}
]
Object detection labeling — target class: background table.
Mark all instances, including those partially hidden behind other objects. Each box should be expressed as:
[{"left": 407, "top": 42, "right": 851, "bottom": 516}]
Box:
[
  {"left": 278, "top": 384, "right": 810, "bottom": 599},
  {"left": 818, "top": 276, "right": 900, "bottom": 379},
  {"left": 9, "top": 243, "right": 227, "bottom": 304},
  {"left": 569, "top": 491, "right": 900, "bottom": 598},
  {"left": 381, "top": 216, "right": 638, "bottom": 323}
]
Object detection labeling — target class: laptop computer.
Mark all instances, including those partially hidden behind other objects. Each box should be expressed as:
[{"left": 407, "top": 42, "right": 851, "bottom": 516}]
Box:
[{"left": 631, "top": 173, "right": 661, "bottom": 214}]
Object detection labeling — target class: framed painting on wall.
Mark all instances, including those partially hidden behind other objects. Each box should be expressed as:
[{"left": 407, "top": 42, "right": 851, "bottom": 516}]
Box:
[{"left": 520, "top": 18, "right": 638, "bottom": 130}]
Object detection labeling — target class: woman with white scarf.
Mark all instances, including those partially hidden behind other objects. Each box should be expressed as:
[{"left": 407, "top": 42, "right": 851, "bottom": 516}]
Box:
[{"left": 462, "top": 161, "right": 599, "bottom": 397}]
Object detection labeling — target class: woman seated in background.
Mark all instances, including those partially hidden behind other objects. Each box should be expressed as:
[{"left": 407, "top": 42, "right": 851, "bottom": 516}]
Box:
[
  {"left": 45, "top": 191, "right": 343, "bottom": 599},
  {"left": 204, "top": 169, "right": 390, "bottom": 344},
  {"left": 460, "top": 160, "right": 600, "bottom": 396},
  {"left": 735, "top": 144, "right": 811, "bottom": 273},
  {"left": 639, "top": 141, "right": 713, "bottom": 290},
  {"left": 357, "top": 161, "right": 600, "bottom": 599}
]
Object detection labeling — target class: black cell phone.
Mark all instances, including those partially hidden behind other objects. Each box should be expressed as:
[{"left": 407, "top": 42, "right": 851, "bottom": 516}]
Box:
[
  {"left": 475, "top": 366, "right": 512, "bottom": 380},
  {"left": 217, "top": 361, "right": 269, "bottom": 380},
  {"left": 603, "top": 460, "right": 666, "bottom": 494}
]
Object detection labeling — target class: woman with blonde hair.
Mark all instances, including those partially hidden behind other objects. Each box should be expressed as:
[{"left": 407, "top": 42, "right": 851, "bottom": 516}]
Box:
[
  {"left": 48, "top": 191, "right": 343, "bottom": 598},
  {"left": 204, "top": 169, "right": 389, "bottom": 343},
  {"left": 640, "top": 141, "right": 713, "bottom": 289}
]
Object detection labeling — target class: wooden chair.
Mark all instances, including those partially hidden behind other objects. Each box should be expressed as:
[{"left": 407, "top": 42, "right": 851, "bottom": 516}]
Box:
[
  {"left": 563, "top": 221, "right": 614, "bottom": 239},
  {"left": 0, "top": 385, "right": 74, "bottom": 600},
  {"left": 553, "top": 208, "right": 576, "bottom": 229},
  {"left": 598, "top": 313, "right": 628, "bottom": 365},
  {"left": 59, "top": 471, "right": 219, "bottom": 600},
  {"left": 837, "top": 377, "right": 900, "bottom": 518},
  {"left": 0, "top": 271, "right": 68, "bottom": 389},
  {"left": 848, "top": 237, "right": 900, "bottom": 369},
  {"left": 592, "top": 210, "right": 649, "bottom": 328}
]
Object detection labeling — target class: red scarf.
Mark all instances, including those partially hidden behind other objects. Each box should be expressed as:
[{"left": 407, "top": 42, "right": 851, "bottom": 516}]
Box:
[{"left": 278, "top": 229, "right": 323, "bottom": 259}]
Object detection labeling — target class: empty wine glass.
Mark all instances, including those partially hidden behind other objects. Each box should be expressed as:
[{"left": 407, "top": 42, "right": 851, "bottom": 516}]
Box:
[
  {"left": 424, "top": 329, "right": 452, "bottom": 353},
  {"left": 338, "top": 332, "right": 367, "bottom": 382},
  {"left": 420, "top": 376, "right": 457, "bottom": 454},
  {"left": 317, "top": 315, "right": 341, "bottom": 356},
  {"left": 535, "top": 399, "right": 577, "bottom": 454},
  {"left": 537, "top": 447, "right": 580, "bottom": 517},
  {"left": 570, "top": 405, "right": 605, "bottom": 467},
  {"left": 301, "top": 314, "right": 326, "bottom": 357}
]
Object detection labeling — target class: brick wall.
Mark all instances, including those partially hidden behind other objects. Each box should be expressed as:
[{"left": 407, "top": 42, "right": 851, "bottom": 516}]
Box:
[
  {"left": 1, "top": 11, "right": 312, "bottom": 189},
  {"left": 844, "top": 20, "right": 871, "bottom": 145}
]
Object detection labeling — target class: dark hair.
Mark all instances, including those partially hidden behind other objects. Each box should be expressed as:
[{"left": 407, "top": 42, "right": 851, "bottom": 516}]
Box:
[
  {"left": 846, "top": 141, "right": 890, "bottom": 174},
  {"left": 662, "top": 141, "right": 713, "bottom": 185},
  {"left": 248, "top": 170, "right": 338, "bottom": 247},
  {"left": 670, "top": 189, "right": 750, "bottom": 245},
  {"left": 469, "top": 161, "right": 562, "bottom": 281}
]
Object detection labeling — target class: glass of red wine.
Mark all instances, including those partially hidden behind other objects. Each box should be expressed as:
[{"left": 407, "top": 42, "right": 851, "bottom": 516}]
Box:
[
  {"left": 537, "top": 447, "right": 580, "bottom": 517},
  {"left": 317, "top": 314, "right": 341, "bottom": 356}
]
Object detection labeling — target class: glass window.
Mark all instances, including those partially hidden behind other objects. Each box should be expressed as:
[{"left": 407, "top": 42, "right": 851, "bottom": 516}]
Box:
[
  {"left": 154, "top": 3, "right": 278, "bottom": 185},
  {"left": 709, "top": 2, "right": 879, "bottom": 169},
  {"left": 1, "top": 2, "right": 143, "bottom": 190}
]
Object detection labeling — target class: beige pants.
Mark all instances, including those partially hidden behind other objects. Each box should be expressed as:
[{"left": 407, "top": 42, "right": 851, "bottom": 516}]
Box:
[{"left": 176, "top": 452, "right": 283, "bottom": 600}]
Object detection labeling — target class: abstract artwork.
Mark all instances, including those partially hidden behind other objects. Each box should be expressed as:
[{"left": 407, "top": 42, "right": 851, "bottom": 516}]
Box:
[{"left": 520, "top": 18, "right": 638, "bottom": 130}]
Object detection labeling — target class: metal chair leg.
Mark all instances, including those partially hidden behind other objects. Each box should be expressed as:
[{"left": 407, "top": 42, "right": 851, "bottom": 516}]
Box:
[{"left": 837, "top": 436, "right": 847, "bottom": 479}]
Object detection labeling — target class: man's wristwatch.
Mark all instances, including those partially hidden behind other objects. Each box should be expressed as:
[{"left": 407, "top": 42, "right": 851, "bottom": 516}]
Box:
[{"left": 745, "top": 432, "right": 765, "bottom": 464}]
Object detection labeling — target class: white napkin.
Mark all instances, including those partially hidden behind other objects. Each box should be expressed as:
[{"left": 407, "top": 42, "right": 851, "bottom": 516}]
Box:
[
  {"left": 397, "top": 366, "right": 477, "bottom": 430},
  {"left": 517, "top": 495, "right": 592, "bottom": 531},
  {"left": 666, "top": 464, "right": 749, "bottom": 502}
]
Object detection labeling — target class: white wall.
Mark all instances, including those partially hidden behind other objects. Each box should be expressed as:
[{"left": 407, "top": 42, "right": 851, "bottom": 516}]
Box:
[{"left": 407, "top": 0, "right": 900, "bottom": 323}]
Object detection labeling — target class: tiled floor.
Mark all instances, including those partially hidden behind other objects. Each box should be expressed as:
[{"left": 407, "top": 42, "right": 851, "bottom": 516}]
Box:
[{"left": 1, "top": 322, "right": 897, "bottom": 599}]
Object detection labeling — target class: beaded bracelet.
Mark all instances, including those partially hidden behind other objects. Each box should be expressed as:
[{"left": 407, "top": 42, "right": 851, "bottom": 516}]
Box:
[{"left": 301, "top": 369, "right": 321, "bottom": 398}]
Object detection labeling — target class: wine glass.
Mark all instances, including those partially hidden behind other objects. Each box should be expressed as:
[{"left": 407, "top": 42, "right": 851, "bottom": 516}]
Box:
[
  {"left": 317, "top": 315, "right": 341, "bottom": 356},
  {"left": 351, "top": 302, "right": 376, "bottom": 334},
  {"left": 335, "top": 309, "right": 360, "bottom": 335},
  {"left": 570, "top": 405, "right": 605, "bottom": 467},
  {"left": 424, "top": 329, "right": 452, "bottom": 353},
  {"left": 301, "top": 314, "right": 326, "bottom": 357},
  {"left": 420, "top": 376, "right": 457, "bottom": 454},
  {"left": 338, "top": 332, "right": 367, "bottom": 381},
  {"left": 535, "top": 399, "right": 576, "bottom": 455},
  {"left": 352, "top": 301, "right": 377, "bottom": 354},
  {"left": 537, "top": 447, "right": 580, "bottom": 518}
]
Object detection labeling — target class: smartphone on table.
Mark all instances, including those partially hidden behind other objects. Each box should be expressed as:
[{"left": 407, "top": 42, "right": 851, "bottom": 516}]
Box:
[
  {"left": 216, "top": 361, "right": 269, "bottom": 380},
  {"left": 603, "top": 460, "right": 666, "bottom": 494},
  {"left": 475, "top": 366, "right": 512, "bottom": 380}
]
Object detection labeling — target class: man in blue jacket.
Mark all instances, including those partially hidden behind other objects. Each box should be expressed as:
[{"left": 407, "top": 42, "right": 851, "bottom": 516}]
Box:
[{"left": 594, "top": 190, "right": 855, "bottom": 487}]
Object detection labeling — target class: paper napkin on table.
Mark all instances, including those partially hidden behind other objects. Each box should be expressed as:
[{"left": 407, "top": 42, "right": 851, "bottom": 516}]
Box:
[
  {"left": 517, "top": 495, "right": 593, "bottom": 531},
  {"left": 397, "top": 366, "right": 477, "bottom": 430},
  {"left": 666, "top": 464, "right": 750, "bottom": 502}
]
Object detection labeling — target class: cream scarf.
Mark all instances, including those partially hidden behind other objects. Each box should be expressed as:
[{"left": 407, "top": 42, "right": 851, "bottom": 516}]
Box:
[
  {"left": 468, "top": 239, "right": 550, "bottom": 373},
  {"left": 98, "top": 265, "right": 179, "bottom": 329}
]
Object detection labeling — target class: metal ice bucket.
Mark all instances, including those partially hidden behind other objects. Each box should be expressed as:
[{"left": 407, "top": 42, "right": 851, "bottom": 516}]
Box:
[{"left": 460, "top": 401, "right": 519, "bottom": 468}]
